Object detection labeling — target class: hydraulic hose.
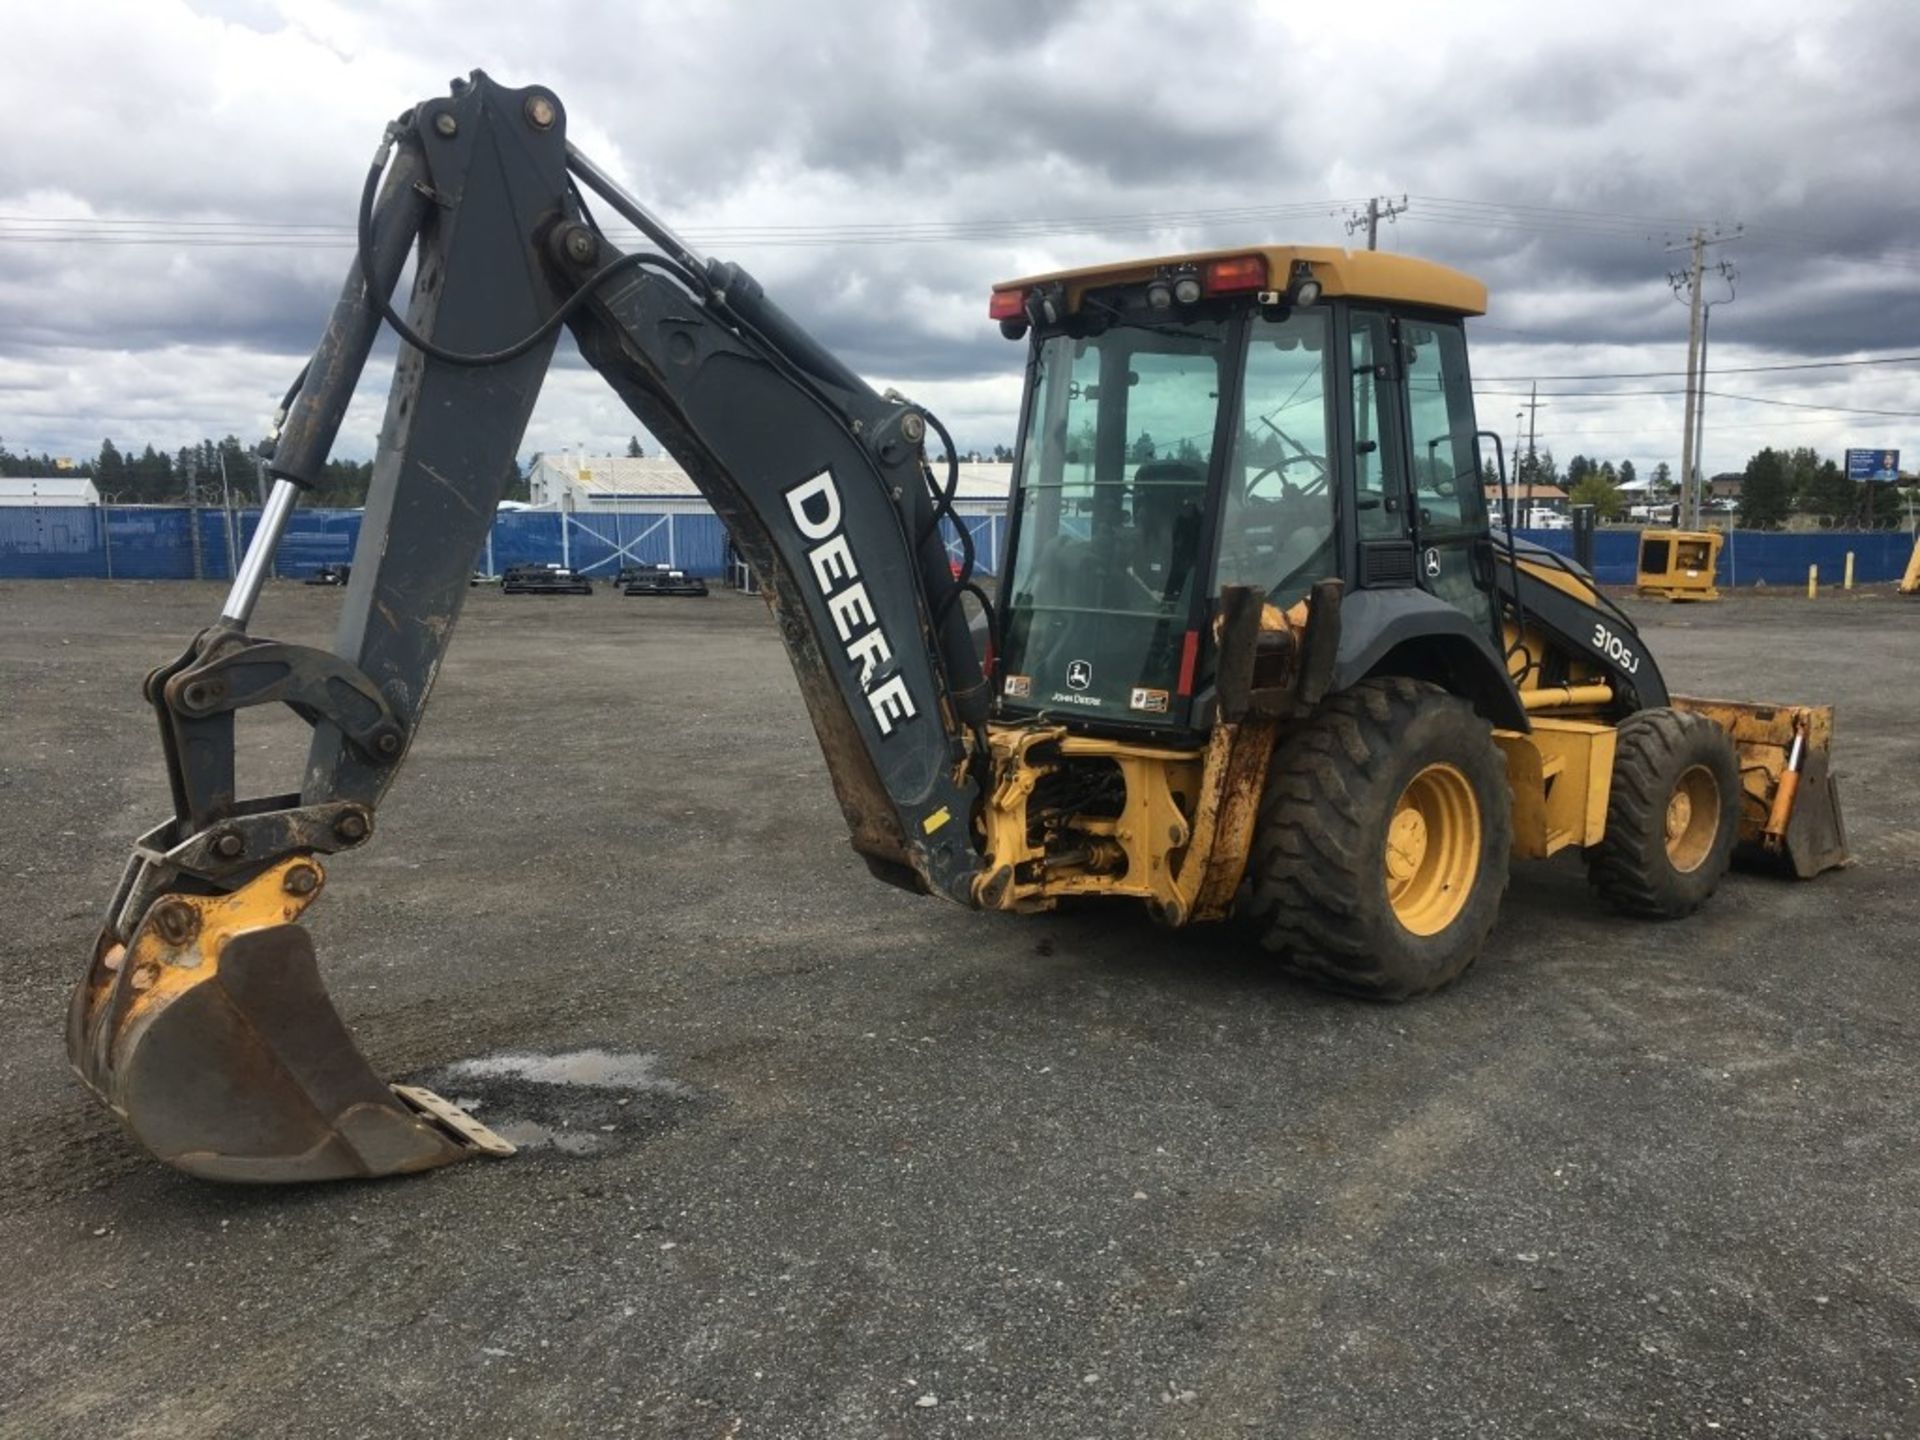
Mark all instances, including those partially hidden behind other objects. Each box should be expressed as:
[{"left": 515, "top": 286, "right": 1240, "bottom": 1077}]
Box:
[{"left": 353, "top": 134, "right": 704, "bottom": 370}]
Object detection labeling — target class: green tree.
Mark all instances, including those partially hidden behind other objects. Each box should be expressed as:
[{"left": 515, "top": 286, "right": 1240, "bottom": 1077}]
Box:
[
  {"left": 1569, "top": 471, "right": 1624, "bottom": 520},
  {"left": 1799, "top": 457, "right": 1859, "bottom": 526},
  {"left": 175, "top": 446, "right": 201, "bottom": 502},
  {"left": 1128, "top": 432, "right": 1157, "bottom": 464},
  {"left": 1739, "top": 448, "right": 1793, "bottom": 529},
  {"left": 1565, "top": 454, "right": 1593, "bottom": 487},
  {"left": 503, "top": 457, "right": 530, "bottom": 504},
  {"left": 1650, "top": 461, "right": 1672, "bottom": 497},
  {"left": 1516, "top": 445, "right": 1559, "bottom": 489},
  {"left": 1783, "top": 446, "right": 1822, "bottom": 505},
  {"left": 96, "top": 439, "right": 126, "bottom": 489},
  {"left": 130, "top": 444, "right": 172, "bottom": 502},
  {"left": 625, "top": 436, "right": 644, "bottom": 458},
  {"left": 1618, "top": 459, "right": 1637, "bottom": 489}
]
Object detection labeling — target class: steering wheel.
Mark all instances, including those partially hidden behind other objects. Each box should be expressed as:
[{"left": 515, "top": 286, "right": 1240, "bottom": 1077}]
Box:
[{"left": 1245, "top": 451, "right": 1330, "bottom": 503}]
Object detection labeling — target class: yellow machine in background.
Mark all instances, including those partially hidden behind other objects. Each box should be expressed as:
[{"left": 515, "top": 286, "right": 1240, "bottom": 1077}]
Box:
[
  {"left": 1636, "top": 529, "right": 1724, "bottom": 601},
  {"left": 1900, "top": 535, "right": 1920, "bottom": 595}
]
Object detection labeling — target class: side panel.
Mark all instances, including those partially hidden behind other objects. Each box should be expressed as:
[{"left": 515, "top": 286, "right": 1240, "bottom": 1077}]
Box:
[
  {"left": 1331, "top": 587, "right": 1529, "bottom": 730},
  {"left": 1497, "top": 547, "right": 1669, "bottom": 710},
  {"left": 1494, "top": 720, "right": 1616, "bottom": 859}
]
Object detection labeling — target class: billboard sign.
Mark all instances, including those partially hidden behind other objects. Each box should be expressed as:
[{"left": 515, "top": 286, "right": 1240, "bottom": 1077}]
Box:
[{"left": 1845, "top": 448, "right": 1900, "bottom": 482}]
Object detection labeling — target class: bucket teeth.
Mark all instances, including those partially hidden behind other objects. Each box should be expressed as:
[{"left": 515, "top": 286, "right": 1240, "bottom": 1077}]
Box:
[{"left": 68, "top": 858, "right": 511, "bottom": 1183}]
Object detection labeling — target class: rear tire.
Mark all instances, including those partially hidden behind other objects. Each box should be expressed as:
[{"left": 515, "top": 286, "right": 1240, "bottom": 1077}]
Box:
[
  {"left": 1246, "top": 677, "right": 1513, "bottom": 1000},
  {"left": 1585, "top": 707, "right": 1739, "bottom": 918}
]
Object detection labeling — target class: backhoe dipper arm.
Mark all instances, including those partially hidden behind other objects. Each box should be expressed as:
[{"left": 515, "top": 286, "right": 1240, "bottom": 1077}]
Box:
[{"left": 69, "top": 72, "right": 989, "bottom": 1184}]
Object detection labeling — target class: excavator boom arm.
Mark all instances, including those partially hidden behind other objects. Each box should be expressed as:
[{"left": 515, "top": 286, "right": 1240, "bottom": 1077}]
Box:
[{"left": 70, "top": 73, "right": 988, "bottom": 1183}]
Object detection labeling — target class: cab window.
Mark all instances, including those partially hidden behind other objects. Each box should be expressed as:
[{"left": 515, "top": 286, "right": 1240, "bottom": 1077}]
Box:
[
  {"left": 1349, "top": 311, "right": 1404, "bottom": 539},
  {"left": 1216, "top": 309, "right": 1336, "bottom": 604},
  {"left": 999, "top": 322, "right": 1227, "bottom": 720},
  {"left": 1402, "top": 321, "right": 1482, "bottom": 534}
]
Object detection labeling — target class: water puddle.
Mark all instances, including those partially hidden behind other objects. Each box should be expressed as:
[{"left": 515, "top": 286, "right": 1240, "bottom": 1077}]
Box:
[
  {"left": 440, "top": 1048, "right": 691, "bottom": 1094},
  {"left": 488, "top": 1120, "right": 604, "bottom": 1155},
  {"left": 416, "top": 1049, "right": 705, "bottom": 1162}
]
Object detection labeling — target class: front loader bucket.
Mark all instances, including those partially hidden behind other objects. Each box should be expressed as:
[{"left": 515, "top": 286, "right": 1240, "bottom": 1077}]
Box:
[
  {"left": 1769, "top": 744, "right": 1849, "bottom": 879},
  {"left": 68, "top": 858, "right": 511, "bottom": 1183},
  {"left": 1673, "top": 697, "right": 1850, "bottom": 880}
]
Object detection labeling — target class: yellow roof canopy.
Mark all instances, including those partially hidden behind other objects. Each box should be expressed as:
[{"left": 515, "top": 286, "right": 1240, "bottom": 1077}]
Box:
[{"left": 993, "top": 244, "right": 1487, "bottom": 317}]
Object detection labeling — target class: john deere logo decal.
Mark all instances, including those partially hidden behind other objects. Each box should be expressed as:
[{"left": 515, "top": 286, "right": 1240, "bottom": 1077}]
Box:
[{"left": 1066, "top": 659, "right": 1093, "bottom": 691}]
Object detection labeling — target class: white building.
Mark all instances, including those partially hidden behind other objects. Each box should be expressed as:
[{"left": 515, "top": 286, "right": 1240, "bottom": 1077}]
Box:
[
  {"left": 526, "top": 452, "right": 1014, "bottom": 513},
  {"left": 0, "top": 476, "right": 100, "bottom": 506}
]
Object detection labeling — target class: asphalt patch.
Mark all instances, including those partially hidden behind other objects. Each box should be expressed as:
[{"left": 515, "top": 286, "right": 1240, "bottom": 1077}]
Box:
[{"left": 407, "top": 1047, "right": 710, "bottom": 1162}]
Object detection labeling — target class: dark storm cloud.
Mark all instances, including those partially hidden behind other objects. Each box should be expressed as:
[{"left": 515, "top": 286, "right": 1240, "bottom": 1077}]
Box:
[{"left": 2, "top": 0, "right": 1916, "bottom": 469}]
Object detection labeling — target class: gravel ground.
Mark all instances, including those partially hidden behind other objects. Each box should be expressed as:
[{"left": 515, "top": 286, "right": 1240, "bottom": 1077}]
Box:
[{"left": 1, "top": 578, "right": 1915, "bottom": 1439}]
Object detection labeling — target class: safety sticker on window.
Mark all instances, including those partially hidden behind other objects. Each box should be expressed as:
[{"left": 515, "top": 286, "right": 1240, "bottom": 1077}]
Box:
[{"left": 1130, "top": 687, "right": 1170, "bottom": 714}]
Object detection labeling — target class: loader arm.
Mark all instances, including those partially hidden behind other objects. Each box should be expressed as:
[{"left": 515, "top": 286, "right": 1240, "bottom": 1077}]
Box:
[{"left": 70, "top": 72, "right": 989, "bottom": 1182}]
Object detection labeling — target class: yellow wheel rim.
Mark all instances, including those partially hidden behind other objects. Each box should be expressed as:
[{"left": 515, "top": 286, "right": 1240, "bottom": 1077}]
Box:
[
  {"left": 1385, "top": 763, "right": 1482, "bottom": 937},
  {"left": 1665, "top": 763, "right": 1720, "bottom": 873}
]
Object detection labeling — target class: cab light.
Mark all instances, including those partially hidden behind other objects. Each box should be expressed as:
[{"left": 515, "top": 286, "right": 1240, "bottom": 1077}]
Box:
[
  {"left": 1203, "top": 255, "right": 1268, "bottom": 293},
  {"left": 988, "top": 288, "right": 1026, "bottom": 320}
]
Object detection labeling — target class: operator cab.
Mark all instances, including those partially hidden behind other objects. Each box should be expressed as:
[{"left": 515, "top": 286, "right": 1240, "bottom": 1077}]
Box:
[{"left": 989, "top": 245, "right": 1493, "bottom": 735}]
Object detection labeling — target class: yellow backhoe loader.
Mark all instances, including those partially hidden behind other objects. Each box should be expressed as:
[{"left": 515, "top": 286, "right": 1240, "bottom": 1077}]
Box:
[{"left": 69, "top": 74, "right": 1848, "bottom": 1183}]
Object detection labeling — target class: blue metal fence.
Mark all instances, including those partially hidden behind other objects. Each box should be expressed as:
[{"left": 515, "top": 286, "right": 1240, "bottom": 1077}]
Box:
[
  {"left": 1517, "top": 526, "right": 1918, "bottom": 587},
  {"left": 2, "top": 504, "right": 1910, "bottom": 588}
]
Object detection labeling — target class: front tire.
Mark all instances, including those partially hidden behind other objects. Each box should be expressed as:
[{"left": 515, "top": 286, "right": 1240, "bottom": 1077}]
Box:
[
  {"left": 1585, "top": 707, "right": 1739, "bottom": 918},
  {"left": 1246, "top": 677, "right": 1513, "bottom": 1000}
]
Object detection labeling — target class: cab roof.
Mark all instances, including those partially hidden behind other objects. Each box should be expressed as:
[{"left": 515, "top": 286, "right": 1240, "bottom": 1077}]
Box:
[{"left": 992, "top": 244, "right": 1487, "bottom": 318}]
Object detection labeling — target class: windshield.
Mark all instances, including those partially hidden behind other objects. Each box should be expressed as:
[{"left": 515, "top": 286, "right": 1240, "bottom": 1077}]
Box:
[{"left": 999, "top": 320, "right": 1226, "bottom": 723}]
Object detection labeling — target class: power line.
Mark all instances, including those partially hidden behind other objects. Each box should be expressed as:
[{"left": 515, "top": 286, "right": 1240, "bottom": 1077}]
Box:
[
  {"left": 1703, "top": 388, "right": 1920, "bottom": 419},
  {"left": 1345, "top": 195, "right": 1407, "bottom": 251},
  {"left": 1475, "top": 386, "right": 1920, "bottom": 419},
  {"left": 0, "top": 196, "right": 1369, "bottom": 250},
  {"left": 1474, "top": 353, "right": 1920, "bottom": 382},
  {"left": 1408, "top": 194, "right": 1920, "bottom": 264}
]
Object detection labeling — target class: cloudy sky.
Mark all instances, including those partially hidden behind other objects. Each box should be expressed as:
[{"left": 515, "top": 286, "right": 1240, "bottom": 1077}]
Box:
[{"left": 4, "top": 0, "right": 1918, "bottom": 485}]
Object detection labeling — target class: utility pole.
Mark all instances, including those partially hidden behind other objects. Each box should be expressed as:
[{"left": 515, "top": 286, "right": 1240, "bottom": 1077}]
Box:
[
  {"left": 1690, "top": 260, "right": 1737, "bottom": 527},
  {"left": 1667, "top": 225, "right": 1740, "bottom": 529},
  {"left": 1346, "top": 194, "right": 1408, "bottom": 251},
  {"left": 1521, "top": 383, "right": 1547, "bottom": 485},
  {"left": 1512, "top": 410, "right": 1526, "bottom": 526}
]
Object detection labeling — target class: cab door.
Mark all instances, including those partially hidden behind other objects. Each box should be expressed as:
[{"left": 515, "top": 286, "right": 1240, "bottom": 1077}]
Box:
[
  {"left": 1346, "top": 308, "right": 1418, "bottom": 586},
  {"left": 1395, "top": 315, "right": 1494, "bottom": 634}
]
